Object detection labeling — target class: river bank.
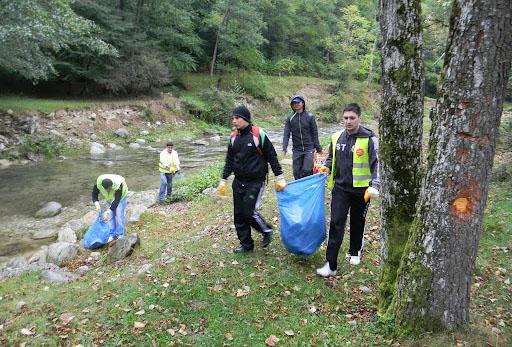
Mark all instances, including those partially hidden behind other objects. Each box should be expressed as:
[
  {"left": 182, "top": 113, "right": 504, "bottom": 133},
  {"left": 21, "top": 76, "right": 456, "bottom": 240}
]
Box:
[{"left": 0, "top": 174, "right": 510, "bottom": 346}]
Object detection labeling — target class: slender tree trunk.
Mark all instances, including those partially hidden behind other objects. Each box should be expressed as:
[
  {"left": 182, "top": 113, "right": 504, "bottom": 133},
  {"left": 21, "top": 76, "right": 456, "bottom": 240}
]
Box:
[
  {"left": 378, "top": 0, "right": 424, "bottom": 314},
  {"left": 210, "top": 1, "right": 231, "bottom": 77},
  {"left": 366, "top": 37, "right": 377, "bottom": 85},
  {"left": 393, "top": 0, "right": 512, "bottom": 331},
  {"left": 119, "top": 0, "right": 125, "bottom": 21},
  {"left": 135, "top": 0, "right": 145, "bottom": 26}
]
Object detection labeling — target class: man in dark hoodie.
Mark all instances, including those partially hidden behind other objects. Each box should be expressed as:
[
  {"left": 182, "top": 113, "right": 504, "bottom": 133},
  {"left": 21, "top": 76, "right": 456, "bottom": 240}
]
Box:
[
  {"left": 282, "top": 95, "right": 322, "bottom": 180},
  {"left": 217, "top": 105, "right": 287, "bottom": 253},
  {"left": 316, "top": 103, "right": 380, "bottom": 277}
]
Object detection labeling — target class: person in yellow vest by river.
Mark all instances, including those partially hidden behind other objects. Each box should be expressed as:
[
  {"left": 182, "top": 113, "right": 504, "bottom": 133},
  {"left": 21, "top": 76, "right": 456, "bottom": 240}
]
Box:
[
  {"left": 316, "top": 103, "right": 380, "bottom": 277},
  {"left": 92, "top": 174, "right": 129, "bottom": 242},
  {"left": 158, "top": 141, "right": 180, "bottom": 204}
]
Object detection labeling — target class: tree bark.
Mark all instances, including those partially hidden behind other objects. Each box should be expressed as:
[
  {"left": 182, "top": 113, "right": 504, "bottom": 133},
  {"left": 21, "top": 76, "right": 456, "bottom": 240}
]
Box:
[
  {"left": 393, "top": 0, "right": 512, "bottom": 331},
  {"left": 378, "top": 0, "right": 424, "bottom": 314}
]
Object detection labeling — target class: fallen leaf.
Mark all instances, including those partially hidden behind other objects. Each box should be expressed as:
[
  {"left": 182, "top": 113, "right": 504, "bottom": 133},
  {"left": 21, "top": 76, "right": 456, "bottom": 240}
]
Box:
[
  {"left": 284, "top": 330, "right": 294, "bottom": 336},
  {"left": 135, "top": 310, "right": 145, "bottom": 316},
  {"left": 265, "top": 335, "right": 279, "bottom": 346},
  {"left": 309, "top": 305, "right": 317, "bottom": 314},
  {"left": 59, "top": 313, "right": 75, "bottom": 325},
  {"left": 231, "top": 260, "right": 239, "bottom": 265},
  {"left": 20, "top": 328, "right": 34, "bottom": 336},
  {"left": 225, "top": 332, "right": 233, "bottom": 340},
  {"left": 134, "top": 321, "right": 146, "bottom": 329},
  {"left": 178, "top": 324, "right": 188, "bottom": 335},
  {"left": 167, "top": 328, "right": 175, "bottom": 336},
  {"left": 162, "top": 283, "right": 169, "bottom": 288}
]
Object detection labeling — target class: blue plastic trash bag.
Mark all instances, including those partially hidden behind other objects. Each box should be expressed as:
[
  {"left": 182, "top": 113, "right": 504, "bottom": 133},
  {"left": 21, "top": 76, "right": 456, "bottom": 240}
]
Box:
[
  {"left": 83, "top": 209, "right": 111, "bottom": 249},
  {"left": 276, "top": 174, "right": 327, "bottom": 256}
]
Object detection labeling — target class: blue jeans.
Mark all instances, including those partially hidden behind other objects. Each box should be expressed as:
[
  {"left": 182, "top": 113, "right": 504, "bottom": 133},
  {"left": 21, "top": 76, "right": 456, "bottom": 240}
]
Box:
[
  {"left": 105, "top": 198, "right": 128, "bottom": 238},
  {"left": 159, "top": 172, "right": 174, "bottom": 201}
]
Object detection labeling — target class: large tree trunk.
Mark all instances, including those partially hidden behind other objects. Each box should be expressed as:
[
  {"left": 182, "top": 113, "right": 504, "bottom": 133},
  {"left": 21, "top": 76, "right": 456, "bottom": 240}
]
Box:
[
  {"left": 393, "top": 0, "right": 512, "bottom": 331},
  {"left": 378, "top": 0, "right": 424, "bottom": 314}
]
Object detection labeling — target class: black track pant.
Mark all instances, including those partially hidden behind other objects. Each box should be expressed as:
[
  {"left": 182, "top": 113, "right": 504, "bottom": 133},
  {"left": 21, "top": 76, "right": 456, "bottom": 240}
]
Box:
[
  {"left": 326, "top": 185, "right": 369, "bottom": 270},
  {"left": 292, "top": 150, "right": 315, "bottom": 180},
  {"left": 233, "top": 178, "right": 273, "bottom": 249}
]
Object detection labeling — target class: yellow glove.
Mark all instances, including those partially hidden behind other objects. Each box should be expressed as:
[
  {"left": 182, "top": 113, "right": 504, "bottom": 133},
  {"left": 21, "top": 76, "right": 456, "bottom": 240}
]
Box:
[
  {"left": 217, "top": 179, "right": 226, "bottom": 196},
  {"left": 102, "top": 210, "right": 112, "bottom": 222},
  {"left": 364, "top": 187, "right": 379, "bottom": 203},
  {"left": 275, "top": 175, "right": 287, "bottom": 191},
  {"left": 318, "top": 166, "right": 330, "bottom": 175}
]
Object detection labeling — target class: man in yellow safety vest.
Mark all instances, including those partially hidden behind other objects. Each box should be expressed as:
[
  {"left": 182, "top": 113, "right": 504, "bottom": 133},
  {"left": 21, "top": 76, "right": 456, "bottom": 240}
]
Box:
[
  {"left": 92, "top": 174, "right": 129, "bottom": 241},
  {"left": 316, "top": 103, "right": 380, "bottom": 277},
  {"left": 158, "top": 141, "right": 181, "bottom": 203}
]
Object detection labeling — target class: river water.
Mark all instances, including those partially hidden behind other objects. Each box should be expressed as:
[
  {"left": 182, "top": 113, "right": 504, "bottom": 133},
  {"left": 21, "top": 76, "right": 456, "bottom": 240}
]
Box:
[{"left": 0, "top": 124, "right": 336, "bottom": 261}]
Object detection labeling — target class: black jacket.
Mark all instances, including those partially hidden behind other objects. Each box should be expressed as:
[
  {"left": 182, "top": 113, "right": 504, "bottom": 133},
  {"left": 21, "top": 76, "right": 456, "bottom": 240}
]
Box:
[
  {"left": 282, "top": 111, "right": 322, "bottom": 153},
  {"left": 324, "top": 126, "right": 380, "bottom": 190},
  {"left": 222, "top": 124, "right": 283, "bottom": 182}
]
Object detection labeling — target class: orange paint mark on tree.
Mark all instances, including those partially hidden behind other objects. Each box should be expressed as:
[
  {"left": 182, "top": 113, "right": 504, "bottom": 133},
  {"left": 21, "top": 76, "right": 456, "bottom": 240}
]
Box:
[
  {"left": 450, "top": 179, "right": 482, "bottom": 221},
  {"left": 453, "top": 197, "right": 471, "bottom": 213}
]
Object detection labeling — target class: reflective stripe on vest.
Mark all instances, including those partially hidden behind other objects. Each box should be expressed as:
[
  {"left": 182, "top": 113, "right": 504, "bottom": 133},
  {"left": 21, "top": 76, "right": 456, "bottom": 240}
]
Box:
[
  {"left": 327, "top": 132, "right": 371, "bottom": 189},
  {"left": 352, "top": 137, "right": 371, "bottom": 187},
  {"left": 327, "top": 131, "right": 342, "bottom": 190},
  {"left": 159, "top": 151, "right": 177, "bottom": 173},
  {"left": 96, "top": 174, "right": 128, "bottom": 202}
]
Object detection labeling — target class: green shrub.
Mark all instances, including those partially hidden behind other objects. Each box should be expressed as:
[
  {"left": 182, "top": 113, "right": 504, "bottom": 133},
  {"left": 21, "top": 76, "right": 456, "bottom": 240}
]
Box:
[
  {"left": 14, "top": 135, "right": 63, "bottom": 159},
  {"left": 180, "top": 87, "right": 241, "bottom": 125},
  {"left": 171, "top": 162, "right": 223, "bottom": 202},
  {"left": 491, "top": 163, "right": 512, "bottom": 183},
  {"left": 234, "top": 71, "right": 268, "bottom": 99},
  {"left": 497, "top": 116, "right": 512, "bottom": 152}
]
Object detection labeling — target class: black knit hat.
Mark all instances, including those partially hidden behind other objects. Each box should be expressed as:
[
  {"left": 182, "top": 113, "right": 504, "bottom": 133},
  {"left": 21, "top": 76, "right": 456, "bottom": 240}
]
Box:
[{"left": 232, "top": 105, "right": 251, "bottom": 123}]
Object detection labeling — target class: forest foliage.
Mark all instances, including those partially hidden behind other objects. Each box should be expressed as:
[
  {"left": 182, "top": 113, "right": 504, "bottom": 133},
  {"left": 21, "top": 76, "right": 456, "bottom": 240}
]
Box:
[{"left": 0, "top": 0, "right": 457, "bottom": 97}]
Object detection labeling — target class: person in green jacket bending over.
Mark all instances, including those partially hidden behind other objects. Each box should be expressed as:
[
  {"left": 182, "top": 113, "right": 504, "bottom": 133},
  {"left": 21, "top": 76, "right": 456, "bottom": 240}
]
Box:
[{"left": 92, "top": 174, "right": 129, "bottom": 242}]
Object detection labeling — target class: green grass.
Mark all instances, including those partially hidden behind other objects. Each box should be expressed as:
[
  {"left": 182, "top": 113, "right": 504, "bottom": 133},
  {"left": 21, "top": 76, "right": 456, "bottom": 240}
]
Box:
[
  {"left": 1, "top": 166, "right": 510, "bottom": 346},
  {"left": 0, "top": 96, "right": 103, "bottom": 113},
  {"left": 178, "top": 73, "right": 337, "bottom": 99}
]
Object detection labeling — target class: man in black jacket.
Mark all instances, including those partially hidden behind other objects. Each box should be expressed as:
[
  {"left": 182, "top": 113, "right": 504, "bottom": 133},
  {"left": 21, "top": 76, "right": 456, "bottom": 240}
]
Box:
[
  {"left": 316, "top": 103, "right": 380, "bottom": 277},
  {"left": 218, "top": 105, "right": 287, "bottom": 253},
  {"left": 282, "top": 95, "right": 322, "bottom": 180}
]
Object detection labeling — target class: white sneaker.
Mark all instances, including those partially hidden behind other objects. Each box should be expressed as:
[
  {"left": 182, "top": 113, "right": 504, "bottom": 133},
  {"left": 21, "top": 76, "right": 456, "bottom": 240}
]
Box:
[
  {"left": 107, "top": 236, "right": 115, "bottom": 243},
  {"left": 349, "top": 256, "right": 361, "bottom": 265},
  {"left": 345, "top": 253, "right": 351, "bottom": 259},
  {"left": 316, "top": 262, "right": 337, "bottom": 277}
]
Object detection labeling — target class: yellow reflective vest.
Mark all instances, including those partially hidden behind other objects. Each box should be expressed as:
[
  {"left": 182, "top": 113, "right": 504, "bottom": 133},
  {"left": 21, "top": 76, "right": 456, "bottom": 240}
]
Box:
[
  {"left": 327, "top": 131, "right": 371, "bottom": 189},
  {"left": 159, "top": 149, "right": 180, "bottom": 173},
  {"left": 96, "top": 174, "right": 128, "bottom": 202}
]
